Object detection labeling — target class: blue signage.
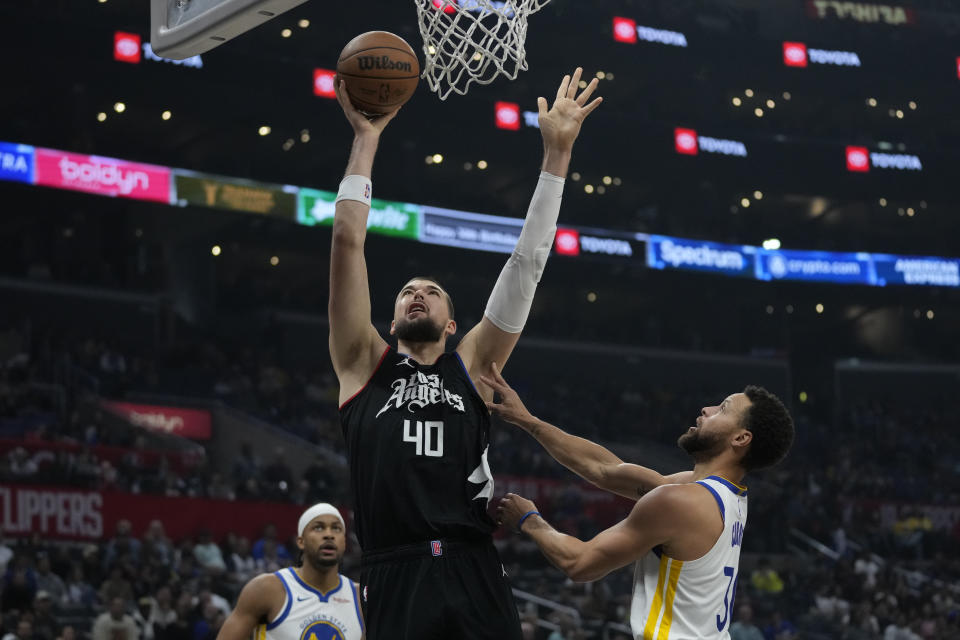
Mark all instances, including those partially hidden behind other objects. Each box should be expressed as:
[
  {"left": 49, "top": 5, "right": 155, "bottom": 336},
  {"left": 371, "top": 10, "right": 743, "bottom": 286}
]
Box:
[
  {"left": 755, "top": 249, "right": 875, "bottom": 285},
  {"left": 0, "top": 142, "right": 35, "bottom": 184},
  {"left": 646, "top": 235, "right": 755, "bottom": 277},
  {"left": 872, "top": 254, "right": 960, "bottom": 287}
]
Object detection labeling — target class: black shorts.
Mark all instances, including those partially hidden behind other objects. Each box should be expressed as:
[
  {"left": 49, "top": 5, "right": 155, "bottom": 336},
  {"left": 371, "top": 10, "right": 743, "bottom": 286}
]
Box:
[{"left": 359, "top": 538, "right": 522, "bottom": 640}]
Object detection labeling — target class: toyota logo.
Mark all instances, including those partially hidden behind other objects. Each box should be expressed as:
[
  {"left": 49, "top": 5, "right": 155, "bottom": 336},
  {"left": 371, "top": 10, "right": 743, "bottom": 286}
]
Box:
[
  {"left": 315, "top": 74, "right": 334, "bottom": 93},
  {"left": 615, "top": 22, "right": 635, "bottom": 39},
  {"left": 496, "top": 106, "right": 518, "bottom": 124},
  {"left": 116, "top": 38, "right": 138, "bottom": 57},
  {"left": 848, "top": 150, "right": 868, "bottom": 167},
  {"left": 676, "top": 133, "right": 696, "bottom": 150},
  {"left": 784, "top": 47, "right": 805, "bottom": 62}
]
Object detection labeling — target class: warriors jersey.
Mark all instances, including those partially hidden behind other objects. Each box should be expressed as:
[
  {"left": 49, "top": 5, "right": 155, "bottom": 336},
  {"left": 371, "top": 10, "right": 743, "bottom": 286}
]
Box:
[
  {"left": 340, "top": 347, "right": 496, "bottom": 550},
  {"left": 258, "top": 568, "right": 363, "bottom": 640},
  {"left": 630, "top": 476, "right": 748, "bottom": 640}
]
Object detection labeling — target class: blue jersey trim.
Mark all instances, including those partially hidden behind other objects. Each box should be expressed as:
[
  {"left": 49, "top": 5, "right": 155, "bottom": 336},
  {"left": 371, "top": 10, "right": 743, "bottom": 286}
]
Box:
[
  {"left": 289, "top": 569, "right": 343, "bottom": 602},
  {"left": 266, "top": 570, "right": 293, "bottom": 629},
  {"left": 707, "top": 475, "right": 748, "bottom": 497},
  {"left": 351, "top": 580, "right": 364, "bottom": 633},
  {"left": 697, "top": 481, "right": 726, "bottom": 524},
  {"left": 453, "top": 351, "right": 481, "bottom": 396}
]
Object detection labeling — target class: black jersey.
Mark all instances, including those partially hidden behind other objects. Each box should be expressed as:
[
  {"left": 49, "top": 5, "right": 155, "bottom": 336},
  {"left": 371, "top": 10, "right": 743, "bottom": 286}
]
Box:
[{"left": 340, "top": 346, "right": 497, "bottom": 550}]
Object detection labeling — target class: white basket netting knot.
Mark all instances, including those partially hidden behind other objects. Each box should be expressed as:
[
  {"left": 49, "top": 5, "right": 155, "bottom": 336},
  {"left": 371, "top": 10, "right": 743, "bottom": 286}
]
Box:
[{"left": 415, "top": 0, "right": 551, "bottom": 100}]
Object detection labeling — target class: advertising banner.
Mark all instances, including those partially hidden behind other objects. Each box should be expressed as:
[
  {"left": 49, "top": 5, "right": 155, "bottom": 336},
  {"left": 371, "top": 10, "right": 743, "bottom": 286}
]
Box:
[
  {"left": 0, "top": 142, "right": 35, "bottom": 184},
  {"left": 101, "top": 400, "right": 212, "bottom": 440},
  {"left": 420, "top": 206, "right": 523, "bottom": 253},
  {"left": 297, "top": 188, "right": 420, "bottom": 239},
  {"left": 647, "top": 235, "right": 756, "bottom": 278},
  {"left": 174, "top": 171, "right": 297, "bottom": 218},
  {"left": 34, "top": 149, "right": 171, "bottom": 203},
  {"left": 756, "top": 249, "right": 874, "bottom": 285}
]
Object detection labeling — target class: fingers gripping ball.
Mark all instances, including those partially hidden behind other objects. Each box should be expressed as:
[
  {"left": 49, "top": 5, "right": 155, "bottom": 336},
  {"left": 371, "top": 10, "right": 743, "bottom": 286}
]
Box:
[{"left": 336, "top": 31, "right": 420, "bottom": 114}]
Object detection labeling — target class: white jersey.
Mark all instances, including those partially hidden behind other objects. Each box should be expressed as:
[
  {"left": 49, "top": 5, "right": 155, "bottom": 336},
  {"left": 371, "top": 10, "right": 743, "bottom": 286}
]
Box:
[
  {"left": 630, "top": 476, "right": 748, "bottom": 640},
  {"left": 257, "top": 568, "right": 363, "bottom": 640}
]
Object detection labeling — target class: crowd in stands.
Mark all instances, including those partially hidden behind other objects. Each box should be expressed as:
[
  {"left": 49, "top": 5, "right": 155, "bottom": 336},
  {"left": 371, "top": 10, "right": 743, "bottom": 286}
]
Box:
[{"left": 2, "top": 322, "right": 959, "bottom": 638}]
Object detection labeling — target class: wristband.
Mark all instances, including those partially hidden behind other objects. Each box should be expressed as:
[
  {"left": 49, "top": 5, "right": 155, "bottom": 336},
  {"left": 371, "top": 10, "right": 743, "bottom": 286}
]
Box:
[
  {"left": 336, "top": 175, "right": 372, "bottom": 206},
  {"left": 516, "top": 510, "right": 541, "bottom": 533}
]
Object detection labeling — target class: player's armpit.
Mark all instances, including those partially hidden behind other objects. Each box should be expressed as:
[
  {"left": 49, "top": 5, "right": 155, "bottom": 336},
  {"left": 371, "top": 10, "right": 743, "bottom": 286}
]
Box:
[
  {"left": 215, "top": 574, "right": 284, "bottom": 640},
  {"left": 456, "top": 317, "right": 521, "bottom": 400}
]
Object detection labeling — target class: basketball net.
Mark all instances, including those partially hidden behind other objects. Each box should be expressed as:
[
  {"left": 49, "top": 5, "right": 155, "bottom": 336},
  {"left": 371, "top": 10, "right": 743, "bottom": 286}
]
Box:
[{"left": 415, "top": 0, "right": 551, "bottom": 100}]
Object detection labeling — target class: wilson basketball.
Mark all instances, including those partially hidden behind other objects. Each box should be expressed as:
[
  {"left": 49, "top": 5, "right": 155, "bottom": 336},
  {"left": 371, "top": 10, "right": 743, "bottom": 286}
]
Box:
[{"left": 337, "top": 31, "right": 420, "bottom": 114}]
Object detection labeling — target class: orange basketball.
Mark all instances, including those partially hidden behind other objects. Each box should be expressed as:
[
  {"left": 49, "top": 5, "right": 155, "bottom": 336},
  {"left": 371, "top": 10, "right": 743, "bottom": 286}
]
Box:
[{"left": 336, "top": 31, "right": 420, "bottom": 114}]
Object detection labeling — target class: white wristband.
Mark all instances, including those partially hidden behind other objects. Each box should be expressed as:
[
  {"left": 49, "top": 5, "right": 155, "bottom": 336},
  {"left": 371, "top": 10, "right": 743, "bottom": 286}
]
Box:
[{"left": 336, "top": 175, "right": 372, "bottom": 206}]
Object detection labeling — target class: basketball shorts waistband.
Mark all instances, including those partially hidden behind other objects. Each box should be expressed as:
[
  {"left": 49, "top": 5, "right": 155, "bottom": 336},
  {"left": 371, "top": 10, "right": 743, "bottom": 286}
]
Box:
[{"left": 361, "top": 537, "right": 493, "bottom": 565}]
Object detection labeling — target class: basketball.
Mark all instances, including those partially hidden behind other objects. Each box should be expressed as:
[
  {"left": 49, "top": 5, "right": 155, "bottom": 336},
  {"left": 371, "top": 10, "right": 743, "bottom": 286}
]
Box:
[{"left": 336, "top": 31, "right": 420, "bottom": 114}]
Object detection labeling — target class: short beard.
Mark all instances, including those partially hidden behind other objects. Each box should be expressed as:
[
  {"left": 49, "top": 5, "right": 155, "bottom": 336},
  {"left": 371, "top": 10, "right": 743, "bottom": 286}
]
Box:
[
  {"left": 677, "top": 429, "right": 724, "bottom": 463},
  {"left": 395, "top": 316, "right": 444, "bottom": 343},
  {"left": 305, "top": 552, "right": 339, "bottom": 571}
]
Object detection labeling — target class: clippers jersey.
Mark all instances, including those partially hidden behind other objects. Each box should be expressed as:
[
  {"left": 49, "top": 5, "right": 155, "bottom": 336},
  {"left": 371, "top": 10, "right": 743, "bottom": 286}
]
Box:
[
  {"left": 630, "top": 476, "right": 748, "bottom": 640},
  {"left": 339, "top": 347, "right": 496, "bottom": 550},
  {"left": 258, "top": 568, "right": 363, "bottom": 640}
]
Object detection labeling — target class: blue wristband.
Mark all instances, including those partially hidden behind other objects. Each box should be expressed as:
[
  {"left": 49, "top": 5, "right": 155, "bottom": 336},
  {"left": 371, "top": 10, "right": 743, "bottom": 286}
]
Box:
[{"left": 516, "top": 510, "right": 541, "bottom": 533}]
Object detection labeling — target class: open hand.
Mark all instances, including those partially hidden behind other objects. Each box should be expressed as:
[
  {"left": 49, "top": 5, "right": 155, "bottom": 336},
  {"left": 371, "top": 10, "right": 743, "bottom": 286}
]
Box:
[
  {"left": 334, "top": 77, "right": 401, "bottom": 138},
  {"left": 479, "top": 362, "right": 534, "bottom": 427},
  {"left": 537, "top": 67, "right": 603, "bottom": 153}
]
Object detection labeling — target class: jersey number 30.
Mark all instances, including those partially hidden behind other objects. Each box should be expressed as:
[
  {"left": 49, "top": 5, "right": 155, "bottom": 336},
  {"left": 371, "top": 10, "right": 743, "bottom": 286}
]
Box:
[
  {"left": 716, "top": 566, "right": 738, "bottom": 632},
  {"left": 403, "top": 420, "right": 443, "bottom": 457}
]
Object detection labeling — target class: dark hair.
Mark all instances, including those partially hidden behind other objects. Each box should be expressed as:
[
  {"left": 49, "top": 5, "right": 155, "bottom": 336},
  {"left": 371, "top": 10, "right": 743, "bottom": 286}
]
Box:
[
  {"left": 740, "top": 386, "right": 794, "bottom": 471},
  {"left": 403, "top": 276, "right": 455, "bottom": 319}
]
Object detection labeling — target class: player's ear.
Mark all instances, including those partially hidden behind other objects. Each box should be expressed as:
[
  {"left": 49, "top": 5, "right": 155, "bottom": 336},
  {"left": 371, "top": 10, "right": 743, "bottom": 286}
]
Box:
[
  {"left": 389, "top": 320, "right": 396, "bottom": 336},
  {"left": 732, "top": 429, "right": 752, "bottom": 450},
  {"left": 296, "top": 536, "right": 305, "bottom": 552},
  {"left": 445, "top": 319, "right": 457, "bottom": 337}
]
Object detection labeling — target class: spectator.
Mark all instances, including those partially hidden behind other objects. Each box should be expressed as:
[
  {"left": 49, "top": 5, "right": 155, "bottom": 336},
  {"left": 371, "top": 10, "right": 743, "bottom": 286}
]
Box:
[
  {"left": 223, "top": 537, "right": 254, "bottom": 585},
  {"left": 33, "top": 557, "right": 65, "bottom": 607},
  {"left": 730, "top": 604, "right": 765, "bottom": 640},
  {"left": 762, "top": 610, "right": 797, "bottom": 640},
  {"left": 142, "top": 522, "right": 172, "bottom": 567},
  {"left": 0, "top": 532, "right": 13, "bottom": 575},
  {"left": 2, "top": 620, "right": 32, "bottom": 640},
  {"left": 751, "top": 558, "right": 784, "bottom": 596},
  {"left": 148, "top": 587, "right": 177, "bottom": 638},
  {"left": 98, "top": 566, "right": 134, "bottom": 608},
  {"left": 92, "top": 598, "right": 140, "bottom": 640},
  {"left": 191, "top": 532, "right": 225, "bottom": 574},
  {"left": 104, "top": 521, "right": 141, "bottom": 569},
  {"left": 1, "top": 564, "right": 37, "bottom": 613},
  {"left": 250, "top": 525, "right": 289, "bottom": 563},
  {"left": 31, "top": 593, "right": 57, "bottom": 640},
  {"left": 132, "top": 597, "right": 155, "bottom": 640},
  {"left": 63, "top": 565, "right": 96, "bottom": 608},
  {"left": 54, "top": 627, "right": 75, "bottom": 640}
]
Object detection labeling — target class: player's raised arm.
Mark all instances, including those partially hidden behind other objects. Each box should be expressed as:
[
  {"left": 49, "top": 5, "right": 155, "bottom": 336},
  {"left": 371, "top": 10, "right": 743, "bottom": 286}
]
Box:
[
  {"left": 457, "top": 68, "right": 603, "bottom": 396},
  {"left": 328, "top": 79, "right": 395, "bottom": 403},
  {"left": 481, "top": 363, "right": 694, "bottom": 499}
]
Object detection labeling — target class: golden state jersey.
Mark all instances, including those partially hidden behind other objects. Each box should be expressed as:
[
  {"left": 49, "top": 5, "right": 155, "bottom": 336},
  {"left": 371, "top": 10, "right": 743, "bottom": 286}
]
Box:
[
  {"left": 630, "top": 476, "right": 748, "bottom": 640},
  {"left": 256, "top": 568, "right": 363, "bottom": 640}
]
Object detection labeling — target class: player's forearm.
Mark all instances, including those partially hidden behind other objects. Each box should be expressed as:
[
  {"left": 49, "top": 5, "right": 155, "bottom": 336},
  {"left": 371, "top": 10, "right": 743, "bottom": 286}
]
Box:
[
  {"left": 541, "top": 147, "right": 572, "bottom": 179},
  {"left": 333, "top": 134, "right": 379, "bottom": 245},
  {"left": 518, "top": 416, "right": 620, "bottom": 485},
  {"left": 521, "top": 515, "right": 590, "bottom": 581},
  {"left": 344, "top": 132, "right": 380, "bottom": 179}
]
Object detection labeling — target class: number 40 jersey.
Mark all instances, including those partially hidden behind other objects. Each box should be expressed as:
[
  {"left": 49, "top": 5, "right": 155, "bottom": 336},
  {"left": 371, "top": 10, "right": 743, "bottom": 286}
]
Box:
[
  {"left": 339, "top": 347, "right": 497, "bottom": 551},
  {"left": 630, "top": 476, "right": 749, "bottom": 640}
]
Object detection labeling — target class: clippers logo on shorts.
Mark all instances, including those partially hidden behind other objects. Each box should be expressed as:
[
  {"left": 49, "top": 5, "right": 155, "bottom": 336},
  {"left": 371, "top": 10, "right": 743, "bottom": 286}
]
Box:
[
  {"left": 783, "top": 41, "right": 861, "bottom": 67},
  {"left": 431, "top": 540, "right": 443, "bottom": 556},
  {"left": 299, "top": 620, "right": 346, "bottom": 640},
  {"left": 375, "top": 371, "right": 466, "bottom": 418},
  {"left": 114, "top": 32, "right": 142, "bottom": 63}
]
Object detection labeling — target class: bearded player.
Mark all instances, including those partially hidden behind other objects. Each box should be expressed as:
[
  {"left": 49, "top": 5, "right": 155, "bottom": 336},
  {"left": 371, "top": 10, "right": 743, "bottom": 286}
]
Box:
[
  {"left": 482, "top": 363, "right": 794, "bottom": 640},
  {"left": 329, "top": 68, "right": 601, "bottom": 639},
  {"left": 217, "top": 504, "right": 363, "bottom": 640}
]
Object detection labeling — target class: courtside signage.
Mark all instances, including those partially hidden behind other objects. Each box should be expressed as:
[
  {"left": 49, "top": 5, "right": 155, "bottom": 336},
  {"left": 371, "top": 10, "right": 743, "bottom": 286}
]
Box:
[
  {"left": 114, "top": 31, "right": 202, "bottom": 68},
  {"left": 783, "top": 41, "right": 861, "bottom": 67},
  {"left": 872, "top": 255, "right": 960, "bottom": 287},
  {"left": 175, "top": 171, "right": 298, "bottom": 218},
  {"left": 647, "top": 236, "right": 755, "bottom": 277},
  {"left": 613, "top": 17, "right": 688, "bottom": 46},
  {"left": 420, "top": 206, "right": 522, "bottom": 254},
  {"left": 675, "top": 128, "right": 747, "bottom": 157},
  {"left": 297, "top": 188, "right": 420, "bottom": 239},
  {"left": 846, "top": 146, "right": 922, "bottom": 172},
  {"left": 34, "top": 149, "right": 171, "bottom": 203},
  {"left": 756, "top": 249, "right": 873, "bottom": 285},
  {"left": 0, "top": 142, "right": 35, "bottom": 184},
  {"left": 805, "top": 1, "right": 914, "bottom": 26}
]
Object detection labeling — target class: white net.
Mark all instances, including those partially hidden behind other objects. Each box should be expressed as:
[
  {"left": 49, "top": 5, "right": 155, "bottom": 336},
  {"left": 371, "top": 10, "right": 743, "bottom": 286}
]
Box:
[{"left": 415, "top": 0, "right": 551, "bottom": 100}]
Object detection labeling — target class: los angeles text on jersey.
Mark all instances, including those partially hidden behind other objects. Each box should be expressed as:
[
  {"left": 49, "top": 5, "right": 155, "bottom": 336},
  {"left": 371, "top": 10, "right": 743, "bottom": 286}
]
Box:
[{"left": 376, "top": 370, "right": 466, "bottom": 418}]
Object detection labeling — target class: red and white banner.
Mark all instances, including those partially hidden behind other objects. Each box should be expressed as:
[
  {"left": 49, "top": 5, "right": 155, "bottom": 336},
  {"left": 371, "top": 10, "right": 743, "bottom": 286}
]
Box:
[
  {"left": 843, "top": 498, "right": 960, "bottom": 534},
  {"left": 34, "top": 149, "right": 171, "bottom": 203},
  {"left": 0, "top": 485, "right": 314, "bottom": 542},
  {"left": 102, "top": 401, "right": 212, "bottom": 440}
]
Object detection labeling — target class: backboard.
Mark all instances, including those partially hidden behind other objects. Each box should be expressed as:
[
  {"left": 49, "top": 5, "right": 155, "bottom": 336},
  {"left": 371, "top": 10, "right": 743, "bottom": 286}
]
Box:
[{"left": 151, "top": 0, "right": 310, "bottom": 60}]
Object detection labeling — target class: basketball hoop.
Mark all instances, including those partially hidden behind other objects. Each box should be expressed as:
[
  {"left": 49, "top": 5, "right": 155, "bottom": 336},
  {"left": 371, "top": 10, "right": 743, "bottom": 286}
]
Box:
[{"left": 414, "top": 0, "right": 551, "bottom": 100}]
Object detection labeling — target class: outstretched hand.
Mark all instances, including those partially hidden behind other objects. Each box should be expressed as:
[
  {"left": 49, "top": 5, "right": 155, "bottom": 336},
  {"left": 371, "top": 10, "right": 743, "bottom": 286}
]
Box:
[
  {"left": 334, "top": 77, "right": 401, "bottom": 138},
  {"left": 498, "top": 493, "right": 539, "bottom": 532},
  {"left": 538, "top": 67, "right": 603, "bottom": 153},
  {"left": 479, "top": 362, "right": 534, "bottom": 427}
]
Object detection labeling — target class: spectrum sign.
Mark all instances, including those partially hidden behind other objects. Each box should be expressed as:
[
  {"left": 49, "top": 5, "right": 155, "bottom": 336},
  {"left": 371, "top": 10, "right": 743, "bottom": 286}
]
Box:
[
  {"left": 783, "top": 41, "right": 861, "bottom": 67},
  {"left": 34, "top": 149, "right": 171, "bottom": 203},
  {"left": 846, "top": 146, "right": 922, "bottom": 172},
  {"left": 675, "top": 128, "right": 747, "bottom": 157}
]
